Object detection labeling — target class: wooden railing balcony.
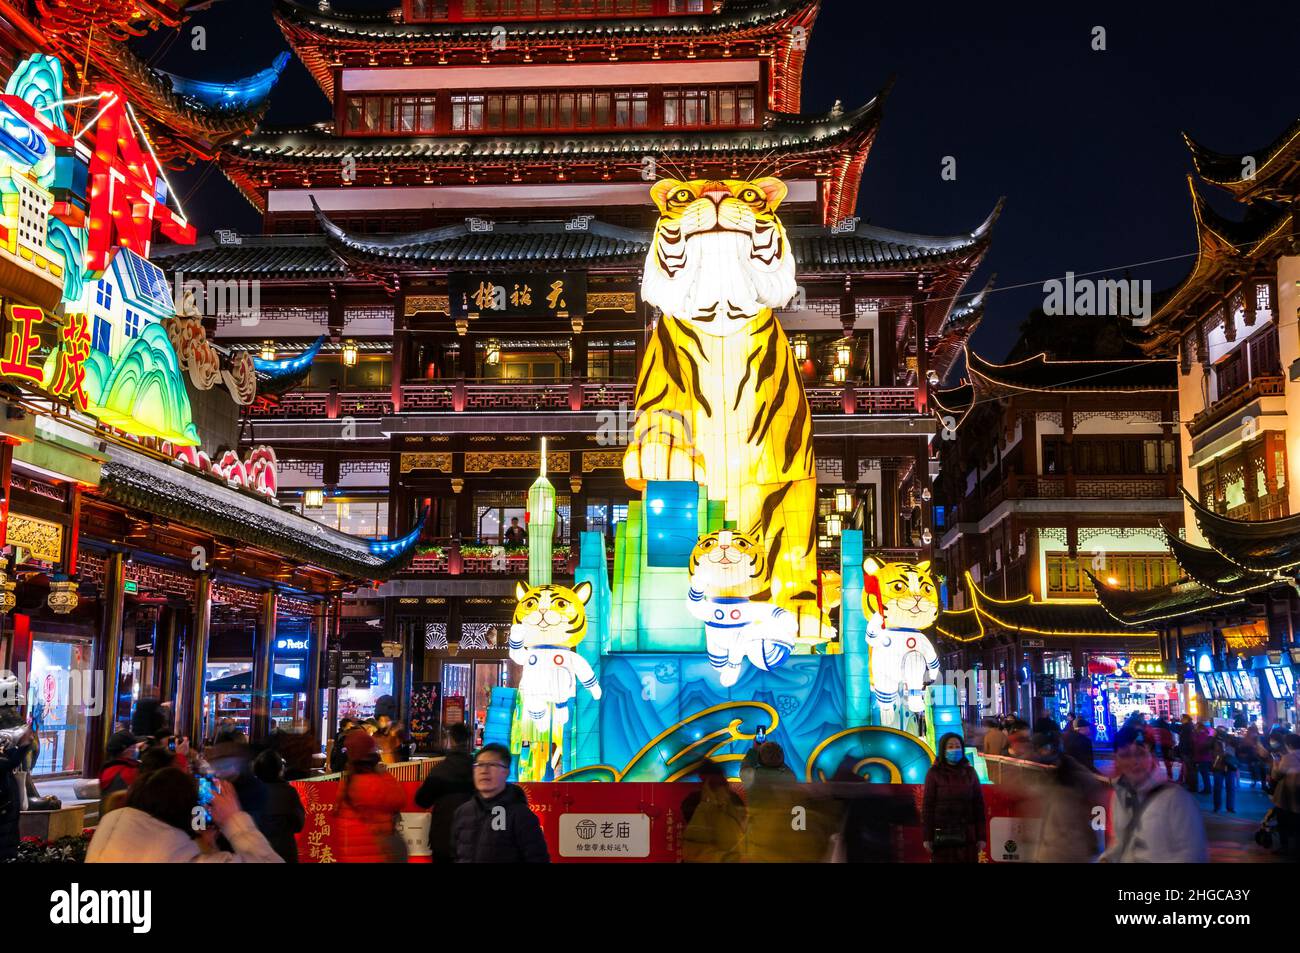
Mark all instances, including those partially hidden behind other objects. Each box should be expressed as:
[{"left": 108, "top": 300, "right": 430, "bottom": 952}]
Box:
[
  {"left": 817, "top": 546, "right": 923, "bottom": 571},
  {"left": 249, "top": 381, "right": 926, "bottom": 418},
  {"left": 1188, "top": 374, "right": 1285, "bottom": 438},
  {"left": 403, "top": 537, "right": 617, "bottom": 577},
  {"left": 959, "top": 472, "right": 1179, "bottom": 521},
  {"left": 1224, "top": 490, "right": 1289, "bottom": 522}
]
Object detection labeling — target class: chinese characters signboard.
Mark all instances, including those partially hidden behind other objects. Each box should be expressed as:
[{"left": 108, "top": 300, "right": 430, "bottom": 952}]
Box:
[
  {"left": 559, "top": 813, "right": 651, "bottom": 858},
  {"left": 450, "top": 272, "right": 587, "bottom": 320}
]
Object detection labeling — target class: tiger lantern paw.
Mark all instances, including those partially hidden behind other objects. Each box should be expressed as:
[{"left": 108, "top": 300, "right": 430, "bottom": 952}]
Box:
[{"left": 622, "top": 423, "right": 705, "bottom": 490}]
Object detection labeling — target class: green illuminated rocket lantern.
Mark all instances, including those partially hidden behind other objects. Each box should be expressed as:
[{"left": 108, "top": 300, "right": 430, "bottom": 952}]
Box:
[{"left": 527, "top": 437, "right": 556, "bottom": 588}]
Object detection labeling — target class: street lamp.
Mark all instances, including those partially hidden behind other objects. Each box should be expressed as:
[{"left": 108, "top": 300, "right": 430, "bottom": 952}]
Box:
[
  {"left": 834, "top": 486, "right": 853, "bottom": 513},
  {"left": 342, "top": 341, "right": 359, "bottom": 367}
]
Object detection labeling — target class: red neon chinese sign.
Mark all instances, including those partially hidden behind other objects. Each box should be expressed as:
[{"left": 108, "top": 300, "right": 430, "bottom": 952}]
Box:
[
  {"left": 0, "top": 304, "right": 45, "bottom": 383},
  {"left": 49, "top": 312, "right": 90, "bottom": 410}
]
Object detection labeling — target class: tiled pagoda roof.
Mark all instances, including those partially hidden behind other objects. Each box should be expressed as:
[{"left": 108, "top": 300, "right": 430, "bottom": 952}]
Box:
[
  {"left": 1184, "top": 117, "right": 1300, "bottom": 201},
  {"left": 275, "top": 0, "right": 822, "bottom": 104},
  {"left": 934, "top": 573, "right": 1158, "bottom": 643},
  {"left": 153, "top": 235, "right": 348, "bottom": 280},
  {"left": 965, "top": 348, "right": 1177, "bottom": 396},
  {"left": 97, "top": 442, "right": 421, "bottom": 582},
  {"left": 1088, "top": 575, "right": 1257, "bottom": 628},
  {"left": 224, "top": 96, "right": 881, "bottom": 167},
  {"left": 276, "top": 0, "right": 816, "bottom": 43},
  {"left": 153, "top": 205, "right": 997, "bottom": 280},
  {"left": 1182, "top": 489, "right": 1300, "bottom": 575}
]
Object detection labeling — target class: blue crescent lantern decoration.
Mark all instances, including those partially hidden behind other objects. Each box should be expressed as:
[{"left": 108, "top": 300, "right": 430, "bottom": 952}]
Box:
[{"left": 0, "top": 100, "right": 48, "bottom": 167}]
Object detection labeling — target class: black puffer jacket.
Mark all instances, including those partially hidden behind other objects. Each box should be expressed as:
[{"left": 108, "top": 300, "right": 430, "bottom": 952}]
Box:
[
  {"left": 450, "top": 784, "right": 549, "bottom": 863},
  {"left": 0, "top": 727, "right": 33, "bottom": 861},
  {"left": 414, "top": 750, "right": 475, "bottom": 863}
]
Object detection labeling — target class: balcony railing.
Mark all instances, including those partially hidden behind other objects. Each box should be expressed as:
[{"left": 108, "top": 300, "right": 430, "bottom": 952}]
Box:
[
  {"left": 251, "top": 381, "right": 923, "bottom": 418},
  {"left": 1188, "top": 374, "right": 1285, "bottom": 438},
  {"left": 817, "top": 546, "right": 923, "bottom": 571},
  {"left": 404, "top": 538, "right": 615, "bottom": 577},
  {"left": 954, "top": 471, "right": 1178, "bottom": 524},
  {"left": 1224, "top": 490, "right": 1289, "bottom": 522}
]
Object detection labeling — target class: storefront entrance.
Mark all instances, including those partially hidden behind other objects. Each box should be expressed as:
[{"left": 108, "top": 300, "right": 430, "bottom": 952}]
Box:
[{"left": 28, "top": 635, "right": 94, "bottom": 776}]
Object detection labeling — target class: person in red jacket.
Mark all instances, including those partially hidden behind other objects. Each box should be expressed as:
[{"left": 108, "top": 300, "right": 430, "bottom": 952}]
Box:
[
  {"left": 921, "top": 733, "right": 986, "bottom": 863},
  {"left": 98, "top": 731, "right": 142, "bottom": 816},
  {"left": 1192, "top": 722, "right": 1215, "bottom": 794},
  {"left": 334, "top": 730, "right": 407, "bottom": 863}
]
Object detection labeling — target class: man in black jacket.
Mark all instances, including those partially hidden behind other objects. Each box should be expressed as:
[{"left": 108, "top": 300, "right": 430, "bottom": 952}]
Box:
[
  {"left": 450, "top": 743, "right": 549, "bottom": 863},
  {"left": 414, "top": 723, "right": 475, "bottom": 862}
]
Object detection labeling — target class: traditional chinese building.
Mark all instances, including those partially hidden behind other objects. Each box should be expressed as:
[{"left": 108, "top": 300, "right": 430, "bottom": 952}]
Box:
[
  {"left": 139, "top": 0, "right": 1003, "bottom": 738},
  {"left": 1088, "top": 117, "right": 1300, "bottom": 729},
  {"left": 138, "top": 0, "right": 1000, "bottom": 737},
  {"left": 929, "top": 323, "right": 1184, "bottom": 727}
]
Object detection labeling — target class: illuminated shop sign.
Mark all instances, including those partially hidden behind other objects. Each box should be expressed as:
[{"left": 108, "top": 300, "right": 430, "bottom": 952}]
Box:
[{"left": 450, "top": 271, "right": 587, "bottom": 320}]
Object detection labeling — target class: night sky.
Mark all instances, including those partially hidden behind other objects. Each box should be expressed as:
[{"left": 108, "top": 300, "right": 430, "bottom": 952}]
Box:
[{"left": 146, "top": 0, "right": 1300, "bottom": 363}]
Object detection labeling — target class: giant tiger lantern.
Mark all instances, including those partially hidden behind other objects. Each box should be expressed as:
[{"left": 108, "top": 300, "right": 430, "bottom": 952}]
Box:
[{"left": 490, "top": 179, "right": 948, "bottom": 784}]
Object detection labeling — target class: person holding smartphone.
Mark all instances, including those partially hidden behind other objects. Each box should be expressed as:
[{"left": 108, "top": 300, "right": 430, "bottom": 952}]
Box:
[{"left": 87, "top": 767, "right": 284, "bottom": 863}]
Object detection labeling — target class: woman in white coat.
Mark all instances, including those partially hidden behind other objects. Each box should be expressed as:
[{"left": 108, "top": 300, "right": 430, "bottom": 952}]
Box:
[{"left": 86, "top": 767, "right": 283, "bottom": 864}]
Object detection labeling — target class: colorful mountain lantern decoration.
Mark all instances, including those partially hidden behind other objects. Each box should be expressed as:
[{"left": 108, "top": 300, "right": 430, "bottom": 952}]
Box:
[{"left": 77, "top": 321, "right": 199, "bottom": 445}]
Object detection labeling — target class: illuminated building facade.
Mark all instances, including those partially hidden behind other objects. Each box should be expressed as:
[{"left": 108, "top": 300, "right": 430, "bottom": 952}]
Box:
[
  {"left": 0, "top": 5, "right": 421, "bottom": 779},
  {"left": 931, "top": 342, "right": 1177, "bottom": 724},
  {"left": 1091, "top": 118, "right": 1300, "bottom": 729},
  {"left": 146, "top": 0, "right": 998, "bottom": 736}
]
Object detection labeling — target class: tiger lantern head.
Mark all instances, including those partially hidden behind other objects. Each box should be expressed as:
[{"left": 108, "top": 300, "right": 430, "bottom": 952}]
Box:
[
  {"left": 862, "top": 558, "right": 939, "bottom": 632},
  {"left": 688, "top": 529, "right": 767, "bottom": 599},
  {"left": 511, "top": 581, "right": 593, "bottom": 649},
  {"left": 642, "top": 177, "right": 798, "bottom": 334}
]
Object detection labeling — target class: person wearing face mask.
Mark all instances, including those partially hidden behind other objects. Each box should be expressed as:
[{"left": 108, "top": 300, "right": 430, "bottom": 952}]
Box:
[
  {"left": 1100, "top": 735, "right": 1207, "bottom": 863},
  {"left": 921, "top": 733, "right": 986, "bottom": 863}
]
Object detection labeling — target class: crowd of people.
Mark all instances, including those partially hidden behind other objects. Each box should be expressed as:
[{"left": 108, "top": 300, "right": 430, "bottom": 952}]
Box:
[
  {"left": 7, "top": 685, "right": 1300, "bottom": 863},
  {"left": 977, "top": 708, "right": 1300, "bottom": 862}
]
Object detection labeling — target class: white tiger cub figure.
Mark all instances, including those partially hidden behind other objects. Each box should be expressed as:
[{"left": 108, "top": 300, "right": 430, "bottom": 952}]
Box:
[
  {"left": 686, "top": 530, "right": 797, "bottom": 688},
  {"left": 628, "top": 177, "right": 838, "bottom": 642}
]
